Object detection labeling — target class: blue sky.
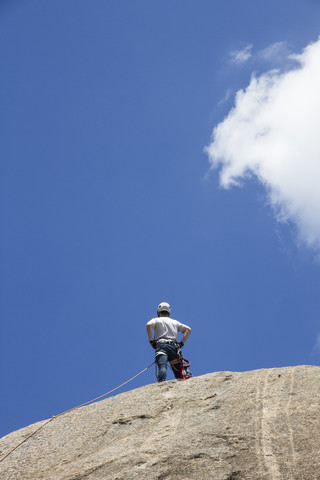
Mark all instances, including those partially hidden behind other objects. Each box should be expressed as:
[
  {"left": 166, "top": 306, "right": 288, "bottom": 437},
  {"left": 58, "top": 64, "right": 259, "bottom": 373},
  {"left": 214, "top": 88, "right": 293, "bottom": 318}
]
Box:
[{"left": 2, "top": 0, "right": 320, "bottom": 438}]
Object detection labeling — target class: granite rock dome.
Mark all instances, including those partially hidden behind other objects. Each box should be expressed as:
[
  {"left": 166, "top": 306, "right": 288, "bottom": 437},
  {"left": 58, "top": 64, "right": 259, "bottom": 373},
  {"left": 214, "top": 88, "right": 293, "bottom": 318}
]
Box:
[{"left": 1, "top": 365, "right": 320, "bottom": 480}]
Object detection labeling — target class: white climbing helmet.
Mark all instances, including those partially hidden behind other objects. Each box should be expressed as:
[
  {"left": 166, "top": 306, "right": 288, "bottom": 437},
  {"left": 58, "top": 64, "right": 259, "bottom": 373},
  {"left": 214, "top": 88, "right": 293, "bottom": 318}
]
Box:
[{"left": 157, "top": 302, "right": 171, "bottom": 315}]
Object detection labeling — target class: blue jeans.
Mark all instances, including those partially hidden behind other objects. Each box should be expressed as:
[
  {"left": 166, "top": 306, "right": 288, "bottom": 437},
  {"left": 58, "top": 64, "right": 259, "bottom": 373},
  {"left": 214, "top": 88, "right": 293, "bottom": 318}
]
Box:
[{"left": 155, "top": 341, "right": 182, "bottom": 382}]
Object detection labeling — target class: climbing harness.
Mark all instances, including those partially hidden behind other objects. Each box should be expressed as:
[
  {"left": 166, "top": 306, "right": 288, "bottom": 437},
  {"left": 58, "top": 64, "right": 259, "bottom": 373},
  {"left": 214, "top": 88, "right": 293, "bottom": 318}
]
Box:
[
  {"left": 0, "top": 361, "right": 155, "bottom": 464},
  {"left": 171, "top": 343, "right": 192, "bottom": 380},
  {"left": 155, "top": 342, "right": 192, "bottom": 381},
  {"left": 170, "top": 357, "right": 192, "bottom": 379}
]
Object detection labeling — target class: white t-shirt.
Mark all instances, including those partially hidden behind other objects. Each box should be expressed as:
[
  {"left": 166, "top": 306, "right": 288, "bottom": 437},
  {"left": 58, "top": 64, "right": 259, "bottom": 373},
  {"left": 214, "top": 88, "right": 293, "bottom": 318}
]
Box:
[{"left": 148, "top": 317, "right": 189, "bottom": 341}]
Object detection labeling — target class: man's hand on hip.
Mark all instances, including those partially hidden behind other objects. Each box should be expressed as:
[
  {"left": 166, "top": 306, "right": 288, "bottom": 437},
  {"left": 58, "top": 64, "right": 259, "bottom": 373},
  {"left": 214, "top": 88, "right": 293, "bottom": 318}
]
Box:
[{"left": 149, "top": 340, "right": 157, "bottom": 349}]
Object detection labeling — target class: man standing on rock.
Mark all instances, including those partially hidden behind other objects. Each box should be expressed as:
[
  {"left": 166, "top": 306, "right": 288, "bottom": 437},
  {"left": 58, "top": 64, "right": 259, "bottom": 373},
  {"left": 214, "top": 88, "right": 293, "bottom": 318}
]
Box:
[{"left": 146, "top": 302, "right": 191, "bottom": 382}]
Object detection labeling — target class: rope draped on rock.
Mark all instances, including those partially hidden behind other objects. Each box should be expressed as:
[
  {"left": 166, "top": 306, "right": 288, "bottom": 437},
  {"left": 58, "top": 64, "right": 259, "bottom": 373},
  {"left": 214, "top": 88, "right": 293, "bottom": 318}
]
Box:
[{"left": 0, "top": 361, "right": 155, "bottom": 464}]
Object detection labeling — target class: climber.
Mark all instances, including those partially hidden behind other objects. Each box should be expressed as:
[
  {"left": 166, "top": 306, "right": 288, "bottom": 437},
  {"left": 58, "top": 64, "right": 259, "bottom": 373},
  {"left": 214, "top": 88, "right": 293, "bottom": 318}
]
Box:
[{"left": 146, "top": 302, "right": 191, "bottom": 382}]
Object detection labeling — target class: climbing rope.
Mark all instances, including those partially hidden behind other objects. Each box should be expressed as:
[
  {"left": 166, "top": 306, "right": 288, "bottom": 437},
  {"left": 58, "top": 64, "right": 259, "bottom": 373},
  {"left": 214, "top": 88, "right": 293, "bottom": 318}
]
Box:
[{"left": 0, "top": 361, "right": 155, "bottom": 464}]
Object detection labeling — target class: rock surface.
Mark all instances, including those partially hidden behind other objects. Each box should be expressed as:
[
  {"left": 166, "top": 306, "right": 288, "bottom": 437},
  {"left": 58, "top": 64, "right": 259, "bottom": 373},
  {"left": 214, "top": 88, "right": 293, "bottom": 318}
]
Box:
[{"left": 1, "top": 366, "right": 320, "bottom": 480}]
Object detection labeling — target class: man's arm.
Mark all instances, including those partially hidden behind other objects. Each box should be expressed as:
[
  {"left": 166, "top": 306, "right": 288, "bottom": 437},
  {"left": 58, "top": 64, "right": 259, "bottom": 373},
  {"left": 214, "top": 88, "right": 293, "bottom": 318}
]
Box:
[
  {"left": 146, "top": 321, "right": 157, "bottom": 349},
  {"left": 180, "top": 326, "right": 191, "bottom": 345},
  {"left": 146, "top": 322, "right": 153, "bottom": 341}
]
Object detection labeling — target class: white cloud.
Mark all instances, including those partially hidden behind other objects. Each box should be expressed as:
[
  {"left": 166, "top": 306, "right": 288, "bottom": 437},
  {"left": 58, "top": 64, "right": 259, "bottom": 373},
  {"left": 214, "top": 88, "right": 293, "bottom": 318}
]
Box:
[
  {"left": 218, "top": 88, "right": 233, "bottom": 105},
  {"left": 258, "top": 41, "right": 293, "bottom": 64},
  {"left": 229, "top": 45, "right": 253, "bottom": 64},
  {"left": 206, "top": 37, "right": 320, "bottom": 250},
  {"left": 312, "top": 333, "right": 320, "bottom": 354}
]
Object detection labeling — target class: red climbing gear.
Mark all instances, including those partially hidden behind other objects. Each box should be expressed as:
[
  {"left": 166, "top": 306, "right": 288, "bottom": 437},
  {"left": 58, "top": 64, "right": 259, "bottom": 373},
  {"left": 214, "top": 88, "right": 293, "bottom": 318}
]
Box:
[
  {"left": 170, "top": 344, "right": 192, "bottom": 379},
  {"left": 170, "top": 356, "right": 192, "bottom": 379}
]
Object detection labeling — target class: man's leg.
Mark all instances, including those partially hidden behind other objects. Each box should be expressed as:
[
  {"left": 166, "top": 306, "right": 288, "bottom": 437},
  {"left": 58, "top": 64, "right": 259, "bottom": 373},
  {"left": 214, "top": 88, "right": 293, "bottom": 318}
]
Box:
[
  {"left": 171, "top": 359, "right": 183, "bottom": 379},
  {"left": 156, "top": 353, "right": 168, "bottom": 382},
  {"left": 167, "top": 344, "right": 183, "bottom": 379}
]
